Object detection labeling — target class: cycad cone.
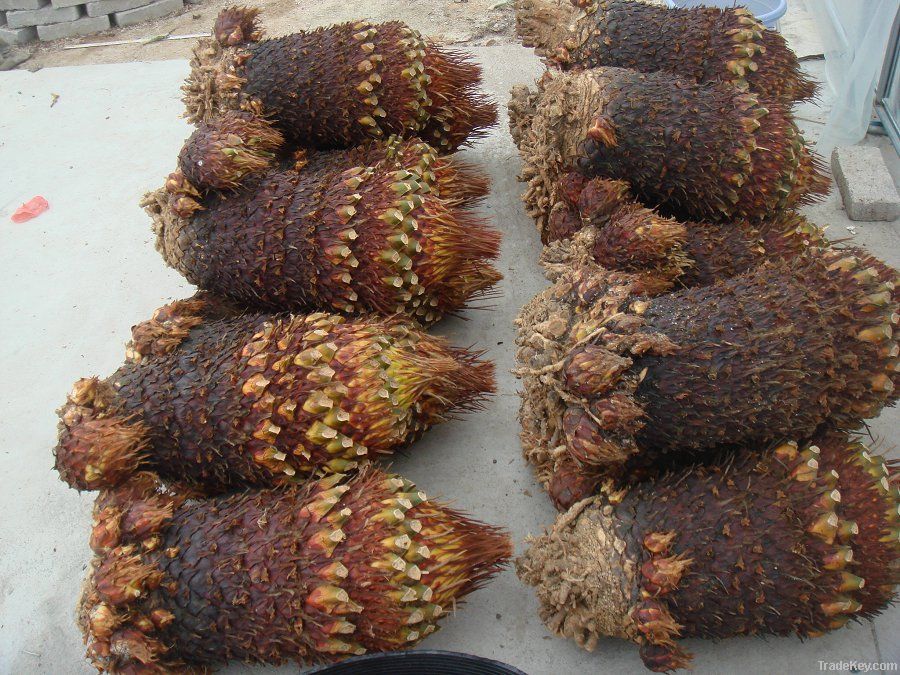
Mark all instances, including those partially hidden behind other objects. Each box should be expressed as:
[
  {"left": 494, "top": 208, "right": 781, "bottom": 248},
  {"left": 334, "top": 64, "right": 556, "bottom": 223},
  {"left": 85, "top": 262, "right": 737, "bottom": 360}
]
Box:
[
  {"left": 516, "top": 247, "right": 899, "bottom": 508},
  {"left": 147, "top": 130, "right": 501, "bottom": 322},
  {"left": 81, "top": 469, "right": 512, "bottom": 671},
  {"left": 538, "top": 174, "right": 827, "bottom": 296},
  {"left": 515, "top": 0, "right": 817, "bottom": 102},
  {"left": 518, "top": 433, "right": 900, "bottom": 672},
  {"left": 183, "top": 7, "right": 497, "bottom": 152},
  {"left": 508, "top": 67, "right": 829, "bottom": 228},
  {"left": 55, "top": 297, "right": 495, "bottom": 493}
]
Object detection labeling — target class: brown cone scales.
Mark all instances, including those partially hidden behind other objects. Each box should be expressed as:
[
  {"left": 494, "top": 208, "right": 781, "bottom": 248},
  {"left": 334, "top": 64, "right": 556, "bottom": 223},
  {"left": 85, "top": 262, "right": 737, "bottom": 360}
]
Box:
[
  {"left": 508, "top": 67, "right": 829, "bottom": 227},
  {"left": 146, "top": 130, "right": 501, "bottom": 322},
  {"left": 517, "top": 433, "right": 900, "bottom": 672},
  {"left": 54, "top": 296, "right": 495, "bottom": 493},
  {"left": 515, "top": 0, "right": 817, "bottom": 103},
  {"left": 80, "top": 469, "right": 511, "bottom": 671},
  {"left": 540, "top": 174, "right": 827, "bottom": 295},
  {"left": 515, "top": 247, "right": 899, "bottom": 508},
  {"left": 183, "top": 7, "right": 497, "bottom": 152}
]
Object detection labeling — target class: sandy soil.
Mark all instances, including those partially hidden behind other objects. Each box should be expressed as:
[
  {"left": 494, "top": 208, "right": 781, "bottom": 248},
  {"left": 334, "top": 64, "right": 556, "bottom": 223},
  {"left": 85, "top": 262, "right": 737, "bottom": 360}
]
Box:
[{"left": 20, "top": 0, "right": 518, "bottom": 70}]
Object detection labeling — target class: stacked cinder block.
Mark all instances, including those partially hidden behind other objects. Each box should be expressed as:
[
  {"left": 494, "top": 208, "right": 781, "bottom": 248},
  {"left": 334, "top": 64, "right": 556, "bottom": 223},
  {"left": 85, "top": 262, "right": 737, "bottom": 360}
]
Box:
[
  {"left": 0, "top": 0, "right": 181, "bottom": 45},
  {"left": 0, "top": 0, "right": 40, "bottom": 44}
]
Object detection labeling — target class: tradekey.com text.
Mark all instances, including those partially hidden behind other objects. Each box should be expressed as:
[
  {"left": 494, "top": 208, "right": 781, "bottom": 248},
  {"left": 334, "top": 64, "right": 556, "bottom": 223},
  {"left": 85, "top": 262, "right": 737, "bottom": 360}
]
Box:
[{"left": 819, "top": 662, "right": 897, "bottom": 672}]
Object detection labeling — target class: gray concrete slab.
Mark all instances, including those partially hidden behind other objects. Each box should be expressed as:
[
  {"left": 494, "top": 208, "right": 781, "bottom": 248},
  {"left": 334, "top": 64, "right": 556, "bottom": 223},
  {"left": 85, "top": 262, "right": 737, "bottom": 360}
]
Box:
[
  {"left": 84, "top": 0, "right": 148, "bottom": 18},
  {"left": 832, "top": 145, "right": 900, "bottom": 221},
  {"left": 0, "top": 47, "right": 897, "bottom": 675},
  {"left": 0, "top": 0, "right": 47, "bottom": 11}
]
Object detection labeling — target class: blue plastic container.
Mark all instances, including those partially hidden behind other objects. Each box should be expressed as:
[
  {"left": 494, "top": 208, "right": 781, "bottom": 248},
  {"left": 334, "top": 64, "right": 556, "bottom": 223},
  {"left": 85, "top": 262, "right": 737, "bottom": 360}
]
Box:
[{"left": 664, "top": 0, "right": 788, "bottom": 30}]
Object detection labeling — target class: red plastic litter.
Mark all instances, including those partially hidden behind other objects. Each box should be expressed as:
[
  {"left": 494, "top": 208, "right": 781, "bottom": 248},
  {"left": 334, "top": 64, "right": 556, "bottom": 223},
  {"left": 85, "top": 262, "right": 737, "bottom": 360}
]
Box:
[{"left": 11, "top": 196, "right": 49, "bottom": 223}]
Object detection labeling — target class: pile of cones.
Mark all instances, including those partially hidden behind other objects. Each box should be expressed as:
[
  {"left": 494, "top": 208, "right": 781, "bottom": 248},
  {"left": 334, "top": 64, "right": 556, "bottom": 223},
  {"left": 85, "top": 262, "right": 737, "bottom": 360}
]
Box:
[
  {"left": 52, "top": 9, "right": 511, "bottom": 672},
  {"left": 511, "top": 1, "right": 899, "bottom": 671}
]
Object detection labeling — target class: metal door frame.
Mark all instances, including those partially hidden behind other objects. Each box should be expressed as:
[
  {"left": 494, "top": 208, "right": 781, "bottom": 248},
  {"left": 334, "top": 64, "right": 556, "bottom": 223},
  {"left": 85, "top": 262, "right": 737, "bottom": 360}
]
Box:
[{"left": 874, "top": 7, "right": 900, "bottom": 153}]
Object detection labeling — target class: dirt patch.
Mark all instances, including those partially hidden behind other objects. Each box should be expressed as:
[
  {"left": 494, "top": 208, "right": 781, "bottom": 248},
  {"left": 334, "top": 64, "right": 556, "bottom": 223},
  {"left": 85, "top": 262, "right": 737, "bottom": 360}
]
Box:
[{"left": 20, "top": 0, "right": 518, "bottom": 70}]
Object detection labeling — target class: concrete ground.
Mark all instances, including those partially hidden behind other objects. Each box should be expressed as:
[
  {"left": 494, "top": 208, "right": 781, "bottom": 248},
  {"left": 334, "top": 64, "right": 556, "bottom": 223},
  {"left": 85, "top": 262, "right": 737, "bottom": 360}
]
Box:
[{"left": 1, "top": 15, "right": 899, "bottom": 675}]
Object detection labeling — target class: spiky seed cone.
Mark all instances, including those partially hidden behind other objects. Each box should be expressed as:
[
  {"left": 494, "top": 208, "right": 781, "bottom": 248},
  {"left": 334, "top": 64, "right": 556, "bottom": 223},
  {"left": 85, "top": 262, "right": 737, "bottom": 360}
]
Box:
[
  {"left": 540, "top": 174, "right": 689, "bottom": 294},
  {"left": 146, "top": 135, "right": 501, "bottom": 322},
  {"left": 79, "top": 469, "right": 511, "bottom": 671},
  {"left": 515, "top": 0, "right": 817, "bottom": 103},
  {"left": 543, "top": 172, "right": 628, "bottom": 243},
  {"left": 509, "top": 68, "right": 829, "bottom": 228},
  {"left": 176, "top": 114, "right": 493, "bottom": 205},
  {"left": 183, "top": 7, "right": 497, "bottom": 152},
  {"left": 178, "top": 111, "right": 284, "bottom": 190},
  {"left": 54, "top": 299, "right": 495, "bottom": 492},
  {"left": 544, "top": 210, "right": 689, "bottom": 297},
  {"left": 541, "top": 174, "right": 828, "bottom": 293},
  {"left": 517, "top": 433, "right": 900, "bottom": 672},
  {"left": 515, "top": 248, "right": 899, "bottom": 508}
]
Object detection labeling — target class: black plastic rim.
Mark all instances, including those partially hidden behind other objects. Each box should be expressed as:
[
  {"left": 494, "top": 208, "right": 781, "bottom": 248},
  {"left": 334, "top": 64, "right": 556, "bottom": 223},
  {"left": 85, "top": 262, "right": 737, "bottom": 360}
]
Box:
[{"left": 306, "top": 649, "right": 528, "bottom": 674}]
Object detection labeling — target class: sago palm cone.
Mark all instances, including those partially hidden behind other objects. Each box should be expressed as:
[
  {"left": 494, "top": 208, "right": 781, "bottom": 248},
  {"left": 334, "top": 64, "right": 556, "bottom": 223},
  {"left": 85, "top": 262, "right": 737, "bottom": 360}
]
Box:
[
  {"left": 516, "top": 247, "right": 899, "bottom": 508},
  {"left": 508, "top": 67, "right": 829, "bottom": 227},
  {"left": 539, "top": 174, "right": 827, "bottom": 295},
  {"left": 515, "top": 0, "right": 817, "bottom": 102},
  {"left": 54, "top": 295, "right": 495, "bottom": 493},
  {"left": 145, "top": 127, "right": 501, "bottom": 323},
  {"left": 518, "top": 432, "right": 899, "bottom": 671},
  {"left": 183, "top": 7, "right": 497, "bottom": 152},
  {"left": 80, "top": 469, "right": 511, "bottom": 671}
]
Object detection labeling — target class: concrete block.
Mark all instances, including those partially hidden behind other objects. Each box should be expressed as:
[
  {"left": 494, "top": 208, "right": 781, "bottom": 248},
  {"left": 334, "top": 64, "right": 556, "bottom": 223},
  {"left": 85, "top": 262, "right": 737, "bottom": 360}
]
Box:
[
  {"left": 0, "top": 0, "right": 46, "bottom": 11},
  {"left": 0, "top": 22, "right": 36, "bottom": 43},
  {"left": 112, "top": 0, "right": 180, "bottom": 27},
  {"left": 85, "top": 0, "right": 147, "bottom": 17},
  {"left": 50, "top": 0, "right": 85, "bottom": 8},
  {"left": 7, "top": 3, "right": 79, "bottom": 27},
  {"left": 832, "top": 146, "right": 900, "bottom": 222},
  {"left": 37, "top": 13, "right": 108, "bottom": 39}
]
